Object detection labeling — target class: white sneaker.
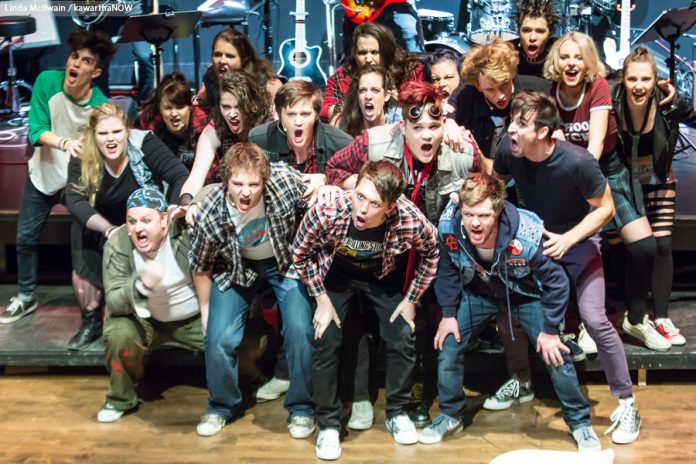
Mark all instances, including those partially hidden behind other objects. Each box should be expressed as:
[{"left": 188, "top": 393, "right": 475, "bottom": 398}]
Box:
[
  {"left": 655, "top": 318, "right": 686, "bottom": 346},
  {"left": 572, "top": 426, "right": 602, "bottom": 452},
  {"left": 315, "top": 428, "right": 341, "bottom": 461},
  {"left": 483, "top": 377, "right": 534, "bottom": 411},
  {"left": 347, "top": 400, "right": 374, "bottom": 430},
  {"left": 605, "top": 397, "right": 641, "bottom": 444},
  {"left": 288, "top": 415, "right": 316, "bottom": 439},
  {"left": 385, "top": 414, "right": 418, "bottom": 445},
  {"left": 97, "top": 403, "right": 125, "bottom": 423},
  {"left": 418, "top": 414, "right": 463, "bottom": 444},
  {"left": 256, "top": 377, "right": 290, "bottom": 401},
  {"left": 622, "top": 314, "right": 671, "bottom": 351},
  {"left": 0, "top": 296, "right": 37, "bottom": 324},
  {"left": 196, "top": 413, "right": 226, "bottom": 436},
  {"left": 578, "top": 323, "right": 598, "bottom": 355}
]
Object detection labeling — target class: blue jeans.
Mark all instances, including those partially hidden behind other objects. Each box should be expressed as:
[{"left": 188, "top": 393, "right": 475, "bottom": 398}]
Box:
[
  {"left": 437, "top": 292, "right": 591, "bottom": 432},
  {"left": 16, "top": 177, "right": 62, "bottom": 298},
  {"left": 205, "top": 258, "right": 313, "bottom": 421}
]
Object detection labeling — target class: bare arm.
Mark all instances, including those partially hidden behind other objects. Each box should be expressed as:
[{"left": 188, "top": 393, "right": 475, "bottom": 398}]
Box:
[
  {"left": 587, "top": 108, "right": 609, "bottom": 160},
  {"left": 192, "top": 270, "right": 212, "bottom": 335},
  {"left": 180, "top": 124, "right": 220, "bottom": 198}
]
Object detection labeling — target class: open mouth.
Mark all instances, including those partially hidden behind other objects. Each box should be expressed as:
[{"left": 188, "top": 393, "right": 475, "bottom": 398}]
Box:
[
  {"left": 421, "top": 143, "right": 433, "bottom": 153},
  {"left": 238, "top": 196, "right": 251, "bottom": 208},
  {"left": 363, "top": 102, "right": 375, "bottom": 119},
  {"left": 105, "top": 142, "right": 119, "bottom": 155},
  {"left": 217, "top": 65, "right": 229, "bottom": 75},
  {"left": 227, "top": 118, "right": 241, "bottom": 133},
  {"left": 136, "top": 233, "right": 149, "bottom": 249},
  {"left": 632, "top": 91, "right": 647, "bottom": 103},
  {"left": 527, "top": 44, "right": 539, "bottom": 56},
  {"left": 354, "top": 214, "right": 367, "bottom": 229},
  {"left": 67, "top": 69, "right": 79, "bottom": 85},
  {"left": 169, "top": 118, "right": 182, "bottom": 128},
  {"left": 469, "top": 229, "right": 483, "bottom": 242},
  {"left": 509, "top": 138, "right": 519, "bottom": 152},
  {"left": 564, "top": 69, "right": 579, "bottom": 82},
  {"left": 294, "top": 129, "right": 304, "bottom": 144}
]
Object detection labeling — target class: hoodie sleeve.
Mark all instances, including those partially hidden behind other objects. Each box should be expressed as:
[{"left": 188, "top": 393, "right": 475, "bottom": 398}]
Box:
[
  {"left": 434, "top": 237, "right": 462, "bottom": 318},
  {"left": 528, "top": 242, "right": 569, "bottom": 334}
]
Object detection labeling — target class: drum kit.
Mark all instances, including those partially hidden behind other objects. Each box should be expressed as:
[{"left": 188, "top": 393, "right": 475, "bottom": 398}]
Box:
[{"left": 420, "top": 0, "right": 518, "bottom": 56}]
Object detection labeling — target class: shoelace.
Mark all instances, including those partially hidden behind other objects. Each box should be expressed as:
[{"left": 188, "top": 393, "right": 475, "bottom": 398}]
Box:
[
  {"left": 605, "top": 402, "right": 636, "bottom": 435},
  {"left": 497, "top": 379, "right": 520, "bottom": 399},
  {"left": 660, "top": 319, "right": 680, "bottom": 335},
  {"left": 7, "top": 299, "right": 24, "bottom": 316},
  {"left": 391, "top": 415, "right": 412, "bottom": 432},
  {"left": 411, "top": 383, "right": 424, "bottom": 403},
  {"left": 430, "top": 414, "right": 455, "bottom": 432},
  {"left": 576, "top": 427, "right": 596, "bottom": 442},
  {"left": 317, "top": 431, "right": 338, "bottom": 447}
]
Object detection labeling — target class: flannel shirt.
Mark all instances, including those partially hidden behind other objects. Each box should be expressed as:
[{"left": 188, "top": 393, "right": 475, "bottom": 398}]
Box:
[
  {"left": 325, "top": 130, "right": 370, "bottom": 185},
  {"left": 292, "top": 191, "right": 439, "bottom": 303},
  {"left": 189, "top": 162, "right": 307, "bottom": 291}
]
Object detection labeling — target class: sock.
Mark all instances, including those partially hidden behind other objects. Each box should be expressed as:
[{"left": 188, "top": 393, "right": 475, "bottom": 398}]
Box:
[
  {"left": 653, "top": 236, "right": 673, "bottom": 319},
  {"left": 625, "top": 237, "right": 656, "bottom": 325}
]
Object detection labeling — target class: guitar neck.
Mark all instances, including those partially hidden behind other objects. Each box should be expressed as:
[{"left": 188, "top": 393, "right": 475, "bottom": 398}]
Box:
[
  {"left": 619, "top": 0, "right": 631, "bottom": 52},
  {"left": 294, "top": 0, "right": 307, "bottom": 52}
]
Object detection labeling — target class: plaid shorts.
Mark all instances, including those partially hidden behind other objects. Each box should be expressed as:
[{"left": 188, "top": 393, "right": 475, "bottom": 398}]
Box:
[{"left": 606, "top": 166, "right": 642, "bottom": 230}]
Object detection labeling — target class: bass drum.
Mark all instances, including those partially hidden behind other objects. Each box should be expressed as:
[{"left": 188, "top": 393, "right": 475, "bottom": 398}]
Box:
[
  {"left": 424, "top": 35, "right": 470, "bottom": 57},
  {"left": 419, "top": 9, "right": 455, "bottom": 42},
  {"left": 468, "top": 0, "right": 517, "bottom": 45}
]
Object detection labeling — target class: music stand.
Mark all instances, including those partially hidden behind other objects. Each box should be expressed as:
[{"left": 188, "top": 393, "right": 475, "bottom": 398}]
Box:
[
  {"left": 634, "top": 6, "right": 696, "bottom": 154},
  {"left": 118, "top": 11, "right": 202, "bottom": 85}
]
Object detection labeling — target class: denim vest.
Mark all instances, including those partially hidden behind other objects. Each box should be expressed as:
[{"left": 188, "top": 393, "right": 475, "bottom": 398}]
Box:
[
  {"left": 366, "top": 124, "right": 474, "bottom": 224},
  {"left": 438, "top": 201, "right": 545, "bottom": 299}
]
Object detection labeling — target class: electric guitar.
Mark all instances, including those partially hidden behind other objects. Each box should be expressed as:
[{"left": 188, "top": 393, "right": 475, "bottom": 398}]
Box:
[
  {"left": 603, "top": 0, "right": 634, "bottom": 70},
  {"left": 341, "top": 0, "right": 405, "bottom": 24},
  {"left": 278, "top": 0, "right": 328, "bottom": 89}
]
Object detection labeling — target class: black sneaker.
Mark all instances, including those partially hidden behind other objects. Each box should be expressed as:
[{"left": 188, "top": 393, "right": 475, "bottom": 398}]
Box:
[{"left": 0, "top": 297, "right": 37, "bottom": 324}]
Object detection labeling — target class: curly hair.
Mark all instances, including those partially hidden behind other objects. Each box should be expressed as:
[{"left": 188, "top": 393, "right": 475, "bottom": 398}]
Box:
[
  {"left": 341, "top": 65, "right": 393, "bottom": 137},
  {"left": 219, "top": 143, "right": 271, "bottom": 185},
  {"left": 544, "top": 32, "right": 606, "bottom": 83},
  {"left": 137, "top": 72, "right": 192, "bottom": 125},
  {"left": 67, "top": 28, "right": 116, "bottom": 69},
  {"left": 460, "top": 40, "right": 519, "bottom": 86},
  {"left": 72, "top": 103, "right": 129, "bottom": 206},
  {"left": 515, "top": 0, "right": 560, "bottom": 35},
  {"left": 212, "top": 72, "right": 271, "bottom": 142}
]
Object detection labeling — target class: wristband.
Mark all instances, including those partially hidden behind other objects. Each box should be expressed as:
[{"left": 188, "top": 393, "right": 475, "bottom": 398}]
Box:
[
  {"left": 178, "top": 193, "right": 193, "bottom": 206},
  {"left": 57, "top": 138, "right": 68, "bottom": 151}
]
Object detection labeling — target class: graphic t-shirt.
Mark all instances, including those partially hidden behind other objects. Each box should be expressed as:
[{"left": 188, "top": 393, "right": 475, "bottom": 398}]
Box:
[
  {"left": 494, "top": 137, "right": 607, "bottom": 234},
  {"left": 332, "top": 222, "right": 386, "bottom": 280},
  {"left": 552, "top": 77, "right": 617, "bottom": 157},
  {"left": 227, "top": 199, "right": 274, "bottom": 260}
]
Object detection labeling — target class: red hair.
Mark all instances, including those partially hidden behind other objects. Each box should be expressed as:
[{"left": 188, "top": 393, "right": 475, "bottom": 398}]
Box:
[{"left": 398, "top": 80, "right": 443, "bottom": 107}]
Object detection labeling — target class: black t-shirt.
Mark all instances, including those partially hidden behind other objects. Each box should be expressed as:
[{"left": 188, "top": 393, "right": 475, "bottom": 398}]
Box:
[
  {"left": 160, "top": 129, "right": 194, "bottom": 170},
  {"left": 513, "top": 37, "right": 556, "bottom": 78},
  {"left": 494, "top": 137, "right": 607, "bottom": 234},
  {"left": 332, "top": 222, "right": 386, "bottom": 281},
  {"left": 96, "top": 165, "right": 140, "bottom": 227}
]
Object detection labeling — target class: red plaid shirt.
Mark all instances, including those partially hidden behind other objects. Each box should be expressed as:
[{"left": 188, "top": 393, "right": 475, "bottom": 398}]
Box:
[
  {"left": 325, "top": 130, "right": 370, "bottom": 185},
  {"left": 292, "top": 191, "right": 439, "bottom": 303},
  {"left": 134, "top": 105, "right": 209, "bottom": 152}
]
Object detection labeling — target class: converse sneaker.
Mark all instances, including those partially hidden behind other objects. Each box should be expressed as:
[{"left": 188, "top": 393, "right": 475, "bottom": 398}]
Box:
[
  {"left": 605, "top": 397, "right": 641, "bottom": 445},
  {"left": 418, "top": 414, "right": 463, "bottom": 444},
  {"left": 255, "top": 377, "right": 290, "bottom": 401},
  {"left": 347, "top": 400, "right": 374, "bottom": 430},
  {"left": 622, "top": 314, "right": 671, "bottom": 351},
  {"left": 385, "top": 414, "right": 418, "bottom": 444},
  {"left": 196, "top": 413, "right": 226, "bottom": 436},
  {"left": 97, "top": 403, "right": 128, "bottom": 423},
  {"left": 655, "top": 318, "right": 686, "bottom": 346},
  {"left": 577, "top": 323, "right": 598, "bottom": 355},
  {"left": 561, "top": 333, "right": 586, "bottom": 362},
  {"left": 288, "top": 415, "right": 316, "bottom": 439},
  {"left": 0, "top": 296, "right": 37, "bottom": 324},
  {"left": 315, "top": 428, "right": 341, "bottom": 461},
  {"left": 483, "top": 377, "right": 534, "bottom": 411},
  {"left": 572, "top": 426, "right": 602, "bottom": 452}
]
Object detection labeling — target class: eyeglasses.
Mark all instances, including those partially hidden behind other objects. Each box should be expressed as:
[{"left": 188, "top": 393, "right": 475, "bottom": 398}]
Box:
[{"left": 407, "top": 102, "right": 442, "bottom": 123}]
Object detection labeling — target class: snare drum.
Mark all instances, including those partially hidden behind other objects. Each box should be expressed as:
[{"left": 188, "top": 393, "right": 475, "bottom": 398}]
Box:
[
  {"left": 419, "top": 9, "right": 455, "bottom": 42},
  {"left": 468, "top": 0, "right": 517, "bottom": 45},
  {"left": 425, "top": 34, "right": 470, "bottom": 57}
]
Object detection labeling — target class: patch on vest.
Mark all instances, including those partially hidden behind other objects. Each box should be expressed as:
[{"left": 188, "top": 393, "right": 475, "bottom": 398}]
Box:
[
  {"left": 505, "top": 258, "right": 527, "bottom": 267},
  {"left": 443, "top": 234, "right": 458, "bottom": 252},
  {"left": 507, "top": 239, "right": 523, "bottom": 256}
]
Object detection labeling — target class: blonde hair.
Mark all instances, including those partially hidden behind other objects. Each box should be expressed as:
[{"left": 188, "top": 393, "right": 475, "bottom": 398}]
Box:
[
  {"left": 460, "top": 40, "right": 519, "bottom": 86},
  {"left": 543, "top": 32, "right": 606, "bottom": 83},
  {"left": 73, "top": 103, "right": 129, "bottom": 206}
]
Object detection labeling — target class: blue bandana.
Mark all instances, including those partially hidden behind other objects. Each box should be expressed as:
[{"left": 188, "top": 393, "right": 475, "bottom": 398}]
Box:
[{"left": 127, "top": 188, "right": 167, "bottom": 212}]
